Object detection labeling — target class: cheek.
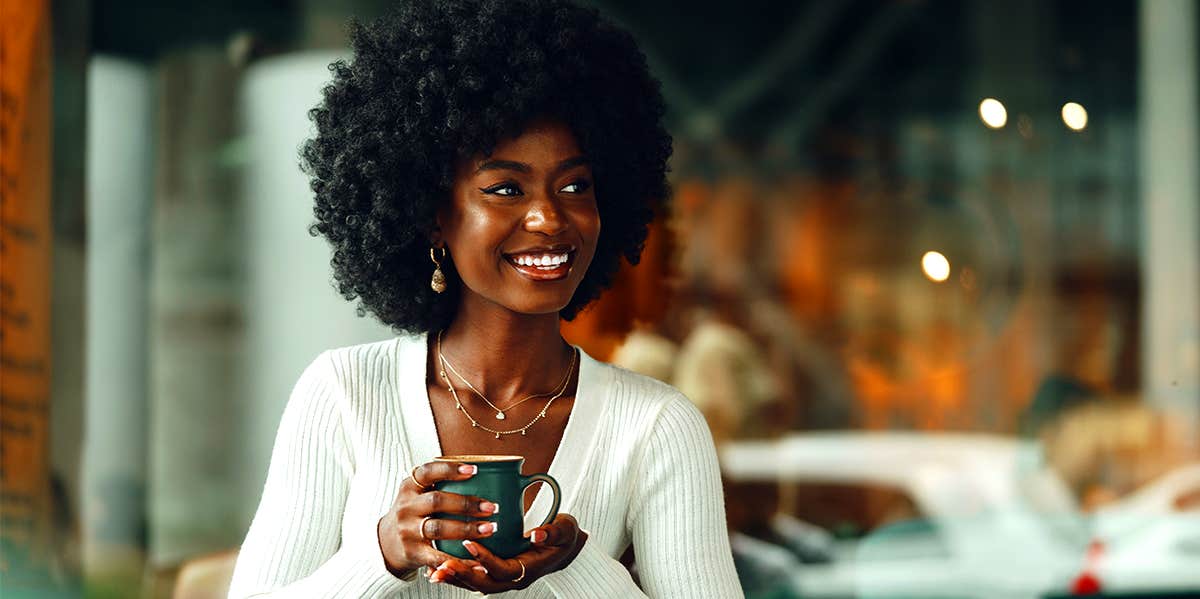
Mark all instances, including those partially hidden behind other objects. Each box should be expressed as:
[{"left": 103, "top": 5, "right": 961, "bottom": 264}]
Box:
[
  {"left": 579, "top": 212, "right": 600, "bottom": 264},
  {"left": 453, "top": 211, "right": 507, "bottom": 256},
  {"left": 578, "top": 205, "right": 601, "bottom": 247}
]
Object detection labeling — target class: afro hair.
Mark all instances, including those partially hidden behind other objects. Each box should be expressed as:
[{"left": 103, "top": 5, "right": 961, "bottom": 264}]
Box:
[{"left": 302, "top": 0, "right": 673, "bottom": 334}]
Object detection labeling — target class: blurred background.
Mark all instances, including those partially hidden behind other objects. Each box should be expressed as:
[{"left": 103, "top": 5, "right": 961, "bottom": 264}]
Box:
[{"left": 2, "top": 0, "right": 1198, "bottom": 597}]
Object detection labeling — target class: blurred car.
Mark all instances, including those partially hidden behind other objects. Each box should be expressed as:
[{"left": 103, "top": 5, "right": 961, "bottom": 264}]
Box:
[
  {"left": 1089, "top": 463, "right": 1200, "bottom": 593},
  {"left": 722, "top": 433, "right": 1200, "bottom": 598}
]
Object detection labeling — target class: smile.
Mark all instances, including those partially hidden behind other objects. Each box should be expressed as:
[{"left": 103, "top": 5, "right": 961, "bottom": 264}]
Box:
[{"left": 503, "top": 249, "right": 576, "bottom": 281}]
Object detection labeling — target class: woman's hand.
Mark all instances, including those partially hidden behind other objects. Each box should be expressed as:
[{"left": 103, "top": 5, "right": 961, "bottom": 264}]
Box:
[
  {"left": 376, "top": 461, "right": 502, "bottom": 579},
  {"left": 428, "top": 513, "right": 587, "bottom": 593}
]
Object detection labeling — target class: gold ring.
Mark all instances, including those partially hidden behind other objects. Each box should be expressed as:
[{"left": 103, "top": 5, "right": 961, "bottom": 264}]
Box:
[
  {"left": 410, "top": 466, "right": 432, "bottom": 491},
  {"left": 419, "top": 515, "right": 434, "bottom": 540},
  {"left": 511, "top": 557, "right": 526, "bottom": 583}
]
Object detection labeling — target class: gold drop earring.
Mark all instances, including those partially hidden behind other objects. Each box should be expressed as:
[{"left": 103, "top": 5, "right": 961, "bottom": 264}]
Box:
[{"left": 430, "top": 246, "right": 447, "bottom": 293}]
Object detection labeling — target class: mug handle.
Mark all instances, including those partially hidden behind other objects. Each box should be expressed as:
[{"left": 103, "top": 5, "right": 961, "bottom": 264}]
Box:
[{"left": 519, "top": 473, "right": 561, "bottom": 529}]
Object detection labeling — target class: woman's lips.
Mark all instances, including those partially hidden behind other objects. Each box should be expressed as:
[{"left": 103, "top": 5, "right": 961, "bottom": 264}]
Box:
[{"left": 504, "top": 251, "right": 575, "bottom": 281}]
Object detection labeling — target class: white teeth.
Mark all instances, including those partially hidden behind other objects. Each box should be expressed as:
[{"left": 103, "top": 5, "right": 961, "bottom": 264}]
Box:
[{"left": 511, "top": 252, "right": 569, "bottom": 268}]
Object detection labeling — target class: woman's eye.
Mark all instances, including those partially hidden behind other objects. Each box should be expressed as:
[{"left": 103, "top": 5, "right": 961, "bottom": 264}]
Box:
[
  {"left": 560, "top": 180, "right": 592, "bottom": 194},
  {"left": 481, "top": 183, "right": 522, "bottom": 197}
]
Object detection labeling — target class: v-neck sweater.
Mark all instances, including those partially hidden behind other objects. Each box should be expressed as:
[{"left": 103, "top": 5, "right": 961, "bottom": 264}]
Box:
[{"left": 228, "top": 334, "right": 742, "bottom": 598}]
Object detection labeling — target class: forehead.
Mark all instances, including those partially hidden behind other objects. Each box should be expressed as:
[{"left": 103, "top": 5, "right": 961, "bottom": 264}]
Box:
[{"left": 466, "top": 120, "right": 585, "bottom": 173}]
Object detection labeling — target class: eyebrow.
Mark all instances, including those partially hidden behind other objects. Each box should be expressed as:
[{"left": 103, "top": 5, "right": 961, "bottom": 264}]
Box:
[{"left": 475, "top": 156, "right": 591, "bottom": 175}]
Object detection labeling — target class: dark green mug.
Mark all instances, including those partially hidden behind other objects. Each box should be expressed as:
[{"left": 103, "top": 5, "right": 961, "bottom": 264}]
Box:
[{"left": 432, "top": 455, "right": 561, "bottom": 559}]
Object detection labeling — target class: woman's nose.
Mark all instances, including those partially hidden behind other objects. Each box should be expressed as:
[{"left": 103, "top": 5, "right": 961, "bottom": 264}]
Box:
[{"left": 523, "top": 194, "right": 568, "bottom": 236}]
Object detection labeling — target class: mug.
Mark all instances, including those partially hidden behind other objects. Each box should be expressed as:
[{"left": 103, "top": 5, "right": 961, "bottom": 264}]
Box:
[{"left": 432, "top": 455, "right": 561, "bottom": 559}]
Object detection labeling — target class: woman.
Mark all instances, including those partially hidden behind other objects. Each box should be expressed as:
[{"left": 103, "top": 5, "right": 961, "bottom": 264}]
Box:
[{"left": 228, "top": 1, "right": 741, "bottom": 596}]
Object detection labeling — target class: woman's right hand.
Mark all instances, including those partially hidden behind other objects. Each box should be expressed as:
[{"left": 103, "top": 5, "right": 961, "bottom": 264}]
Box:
[{"left": 376, "top": 461, "right": 501, "bottom": 578}]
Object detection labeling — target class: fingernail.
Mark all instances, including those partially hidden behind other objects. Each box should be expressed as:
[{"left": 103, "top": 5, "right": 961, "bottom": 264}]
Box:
[
  {"left": 532, "top": 530, "right": 547, "bottom": 544},
  {"left": 481, "top": 501, "right": 498, "bottom": 514},
  {"left": 478, "top": 522, "right": 497, "bottom": 534},
  {"left": 459, "top": 464, "right": 478, "bottom": 475},
  {"left": 462, "top": 539, "right": 479, "bottom": 556},
  {"left": 473, "top": 565, "right": 488, "bottom": 574}
]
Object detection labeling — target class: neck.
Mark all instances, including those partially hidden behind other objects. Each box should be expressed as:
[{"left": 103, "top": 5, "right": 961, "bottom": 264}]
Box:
[{"left": 435, "top": 298, "right": 574, "bottom": 401}]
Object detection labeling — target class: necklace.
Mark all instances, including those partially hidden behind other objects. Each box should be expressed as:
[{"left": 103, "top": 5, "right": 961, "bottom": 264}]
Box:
[
  {"left": 439, "top": 333, "right": 574, "bottom": 420},
  {"left": 435, "top": 332, "right": 578, "bottom": 439}
]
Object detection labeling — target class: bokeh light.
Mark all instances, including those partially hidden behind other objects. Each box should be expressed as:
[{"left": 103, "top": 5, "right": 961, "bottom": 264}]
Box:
[
  {"left": 979, "top": 98, "right": 1008, "bottom": 129},
  {"left": 922, "top": 250, "right": 951, "bottom": 282},
  {"left": 1062, "top": 101, "right": 1088, "bottom": 131}
]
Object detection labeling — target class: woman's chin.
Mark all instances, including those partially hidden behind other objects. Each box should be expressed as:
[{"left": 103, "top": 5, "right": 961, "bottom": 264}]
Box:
[
  {"left": 492, "top": 289, "right": 577, "bottom": 317},
  {"left": 508, "top": 299, "right": 574, "bottom": 317},
  {"left": 458, "top": 275, "right": 584, "bottom": 318}
]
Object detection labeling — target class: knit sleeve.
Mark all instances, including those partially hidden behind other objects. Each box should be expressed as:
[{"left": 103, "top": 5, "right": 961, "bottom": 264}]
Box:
[
  {"left": 227, "top": 352, "right": 413, "bottom": 598},
  {"left": 536, "top": 540, "right": 648, "bottom": 598},
  {"left": 625, "top": 392, "right": 744, "bottom": 598}
]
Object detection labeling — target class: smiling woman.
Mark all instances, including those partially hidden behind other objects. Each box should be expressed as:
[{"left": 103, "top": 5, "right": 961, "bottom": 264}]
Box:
[
  {"left": 298, "top": 1, "right": 671, "bottom": 335},
  {"left": 226, "top": 0, "right": 742, "bottom": 597},
  {"left": 441, "top": 120, "right": 601, "bottom": 315}
]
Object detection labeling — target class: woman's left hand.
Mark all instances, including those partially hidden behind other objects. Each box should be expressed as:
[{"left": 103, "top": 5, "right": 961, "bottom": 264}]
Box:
[{"left": 427, "top": 513, "right": 587, "bottom": 593}]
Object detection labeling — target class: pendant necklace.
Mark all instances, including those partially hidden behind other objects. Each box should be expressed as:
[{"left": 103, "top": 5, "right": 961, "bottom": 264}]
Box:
[
  {"left": 436, "top": 331, "right": 577, "bottom": 439},
  {"left": 437, "top": 330, "right": 574, "bottom": 420}
]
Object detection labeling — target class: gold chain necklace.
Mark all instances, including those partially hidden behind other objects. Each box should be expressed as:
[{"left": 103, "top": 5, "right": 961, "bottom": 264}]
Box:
[
  {"left": 436, "top": 332, "right": 577, "bottom": 439},
  {"left": 437, "top": 331, "right": 574, "bottom": 420}
]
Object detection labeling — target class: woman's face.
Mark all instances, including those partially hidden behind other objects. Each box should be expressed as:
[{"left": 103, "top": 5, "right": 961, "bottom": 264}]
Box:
[{"left": 438, "top": 119, "right": 600, "bottom": 317}]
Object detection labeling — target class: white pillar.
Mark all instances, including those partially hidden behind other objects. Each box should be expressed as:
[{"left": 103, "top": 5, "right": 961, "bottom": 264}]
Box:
[
  {"left": 1140, "top": 0, "right": 1199, "bottom": 438},
  {"left": 83, "top": 55, "right": 154, "bottom": 575},
  {"left": 147, "top": 48, "right": 245, "bottom": 566},
  {"left": 237, "top": 52, "right": 394, "bottom": 525}
]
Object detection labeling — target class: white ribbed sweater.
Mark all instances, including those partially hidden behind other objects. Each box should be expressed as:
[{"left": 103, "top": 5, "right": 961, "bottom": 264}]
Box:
[{"left": 228, "top": 334, "right": 742, "bottom": 598}]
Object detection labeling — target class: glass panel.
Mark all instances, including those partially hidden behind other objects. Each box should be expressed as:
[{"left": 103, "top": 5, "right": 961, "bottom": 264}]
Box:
[{"left": 42, "top": 1, "right": 1198, "bottom": 597}]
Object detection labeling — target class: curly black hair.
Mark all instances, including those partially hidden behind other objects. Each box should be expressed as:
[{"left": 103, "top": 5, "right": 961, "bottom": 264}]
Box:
[{"left": 302, "top": 0, "right": 672, "bottom": 334}]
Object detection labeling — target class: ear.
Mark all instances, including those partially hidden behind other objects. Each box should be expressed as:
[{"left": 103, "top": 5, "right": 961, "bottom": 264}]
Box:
[{"left": 428, "top": 222, "right": 444, "bottom": 249}]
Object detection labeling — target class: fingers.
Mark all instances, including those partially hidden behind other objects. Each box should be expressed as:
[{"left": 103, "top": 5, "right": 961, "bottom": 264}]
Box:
[
  {"left": 429, "top": 558, "right": 488, "bottom": 586},
  {"left": 416, "top": 490, "right": 500, "bottom": 519},
  {"left": 408, "top": 542, "right": 459, "bottom": 573},
  {"left": 419, "top": 517, "right": 499, "bottom": 541},
  {"left": 461, "top": 540, "right": 524, "bottom": 582},
  {"left": 428, "top": 514, "right": 587, "bottom": 591},
  {"left": 525, "top": 513, "right": 581, "bottom": 547},
  {"left": 409, "top": 461, "right": 478, "bottom": 492}
]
